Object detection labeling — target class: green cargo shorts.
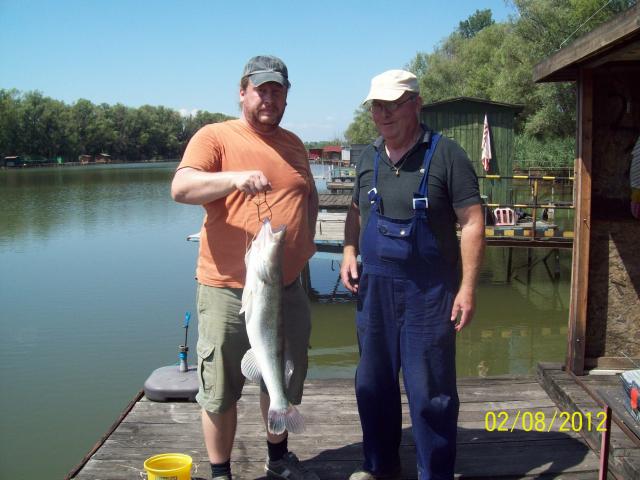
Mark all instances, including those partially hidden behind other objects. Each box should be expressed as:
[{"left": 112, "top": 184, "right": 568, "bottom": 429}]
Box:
[{"left": 195, "top": 280, "right": 311, "bottom": 414}]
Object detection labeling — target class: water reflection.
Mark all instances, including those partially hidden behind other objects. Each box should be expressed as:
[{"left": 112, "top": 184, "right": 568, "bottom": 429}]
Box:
[{"left": 307, "top": 247, "right": 570, "bottom": 379}]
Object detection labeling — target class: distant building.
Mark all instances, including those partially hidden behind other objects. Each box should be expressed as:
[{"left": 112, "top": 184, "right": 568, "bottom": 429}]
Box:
[
  {"left": 3, "top": 156, "right": 25, "bottom": 168},
  {"left": 308, "top": 148, "right": 322, "bottom": 162},
  {"left": 349, "top": 144, "right": 369, "bottom": 167},
  {"left": 421, "top": 97, "right": 522, "bottom": 204},
  {"left": 341, "top": 147, "right": 350, "bottom": 166},
  {"left": 322, "top": 146, "right": 342, "bottom": 165}
]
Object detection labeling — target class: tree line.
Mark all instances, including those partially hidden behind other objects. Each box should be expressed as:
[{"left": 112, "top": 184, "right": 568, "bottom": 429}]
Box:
[
  {"left": 345, "top": 0, "right": 634, "bottom": 168},
  {"left": 0, "top": 89, "right": 234, "bottom": 162}
]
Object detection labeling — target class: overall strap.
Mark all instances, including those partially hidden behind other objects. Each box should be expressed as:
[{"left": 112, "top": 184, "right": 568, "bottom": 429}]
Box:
[
  {"left": 367, "top": 150, "right": 383, "bottom": 206},
  {"left": 413, "top": 132, "right": 441, "bottom": 211}
]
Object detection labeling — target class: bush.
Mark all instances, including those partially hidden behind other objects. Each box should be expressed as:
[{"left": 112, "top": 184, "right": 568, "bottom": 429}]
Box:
[{"left": 513, "top": 134, "right": 575, "bottom": 171}]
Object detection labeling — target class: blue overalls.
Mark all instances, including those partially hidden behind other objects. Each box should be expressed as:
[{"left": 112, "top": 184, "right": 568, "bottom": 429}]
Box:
[{"left": 355, "top": 133, "right": 459, "bottom": 480}]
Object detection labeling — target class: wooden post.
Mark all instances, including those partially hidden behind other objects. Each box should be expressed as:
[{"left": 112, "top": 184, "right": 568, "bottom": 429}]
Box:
[
  {"left": 566, "top": 69, "right": 593, "bottom": 375},
  {"left": 506, "top": 247, "right": 513, "bottom": 283},
  {"left": 598, "top": 404, "right": 612, "bottom": 480}
]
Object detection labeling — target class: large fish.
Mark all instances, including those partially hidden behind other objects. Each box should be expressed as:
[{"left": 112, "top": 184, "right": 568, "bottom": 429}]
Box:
[{"left": 239, "top": 219, "right": 305, "bottom": 435}]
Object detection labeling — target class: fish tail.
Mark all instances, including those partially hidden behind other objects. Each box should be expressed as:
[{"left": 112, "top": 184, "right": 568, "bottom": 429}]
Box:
[
  {"left": 267, "top": 405, "right": 305, "bottom": 435},
  {"left": 285, "top": 405, "right": 305, "bottom": 434},
  {"left": 267, "top": 408, "right": 287, "bottom": 435}
]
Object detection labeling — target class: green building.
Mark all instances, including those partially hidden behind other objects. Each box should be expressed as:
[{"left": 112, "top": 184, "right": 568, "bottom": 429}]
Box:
[{"left": 420, "top": 97, "right": 522, "bottom": 204}]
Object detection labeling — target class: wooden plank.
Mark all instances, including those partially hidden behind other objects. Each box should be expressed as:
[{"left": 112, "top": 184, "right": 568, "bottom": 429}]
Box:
[
  {"left": 538, "top": 364, "right": 640, "bottom": 480},
  {"left": 315, "top": 212, "right": 574, "bottom": 249},
  {"left": 70, "top": 376, "right": 603, "bottom": 479},
  {"left": 74, "top": 438, "right": 600, "bottom": 480},
  {"left": 566, "top": 69, "right": 593, "bottom": 375},
  {"left": 318, "top": 194, "right": 351, "bottom": 210}
]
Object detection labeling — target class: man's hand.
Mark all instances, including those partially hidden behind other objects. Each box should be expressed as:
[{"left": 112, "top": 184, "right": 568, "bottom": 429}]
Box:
[
  {"left": 340, "top": 251, "right": 359, "bottom": 293},
  {"left": 450, "top": 286, "right": 475, "bottom": 332},
  {"left": 172, "top": 168, "right": 272, "bottom": 205},
  {"left": 340, "top": 203, "right": 361, "bottom": 293},
  {"left": 233, "top": 171, "right": 271, "bottom": 196}
]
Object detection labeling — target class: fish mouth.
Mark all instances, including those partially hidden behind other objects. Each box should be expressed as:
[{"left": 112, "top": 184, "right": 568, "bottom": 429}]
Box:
[
  {"left": 262, "top": 219, "right": 286, "bottom": 233},
  {"left": 256, "top": 219, "right": 286, "bottom": 247}
]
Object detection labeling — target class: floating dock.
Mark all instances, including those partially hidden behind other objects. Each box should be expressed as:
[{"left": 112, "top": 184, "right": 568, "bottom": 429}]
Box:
[
  {"left": 67, "top": 375, "right": 601, "bottom": 479},
  {"left": 315, "top": 210, "right": 574, "bottom": 253}
]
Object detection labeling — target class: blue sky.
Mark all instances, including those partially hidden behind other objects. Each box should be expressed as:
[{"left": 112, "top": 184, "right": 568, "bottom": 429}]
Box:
[{"left": 0, "top": 0, "right": 516, "bottom": 142}]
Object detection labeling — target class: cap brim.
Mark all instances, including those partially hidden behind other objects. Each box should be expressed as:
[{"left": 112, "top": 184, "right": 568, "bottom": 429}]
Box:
[
  {"left": 362, "top": 88, "right": 409, "bottom": 105},
  {"left": 250, "top": 72, "right": 291, "bottom": 88}
]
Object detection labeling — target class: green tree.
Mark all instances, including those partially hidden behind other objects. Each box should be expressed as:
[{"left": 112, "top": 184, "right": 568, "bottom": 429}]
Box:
[
  {"left": 346, "top": 0, "right": 636, "bottom": 162},
  {"left": 0, "top": 89, "right": 24, "bottom": 157},
  {"left": 180, "top": 110, "right": 235, "bottom": 149},
  {"left": 0, "top": 89, "right": 233, "bottom": 161},
  {"left": 345, "top": 105, "right": 377, "bottom": 145},
  {"left": 458, "top": 8, "right": 494, "bottom": 39}
]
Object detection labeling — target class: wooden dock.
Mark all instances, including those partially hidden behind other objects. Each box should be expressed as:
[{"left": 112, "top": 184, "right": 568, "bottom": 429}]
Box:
[
  {"left": 315, "top": 211, "right": 574, "bottom": 253},
  {"left": 68, "top": 376, "right": 600, "bottom": 479},
  {"left": 538, "top": 363, "right": 640, "bottom": 480},
  {"left": 318, "top": 194, "right": 351, "bottom": 210}
]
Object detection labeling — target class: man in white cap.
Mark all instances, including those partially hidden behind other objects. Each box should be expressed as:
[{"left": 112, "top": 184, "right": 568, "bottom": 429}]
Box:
[
  {"left": 340, "top": 70, "right": 485, "bottom": 479},
  {"left": 172, "top": 55, "right": 319, "bottom": 480}
]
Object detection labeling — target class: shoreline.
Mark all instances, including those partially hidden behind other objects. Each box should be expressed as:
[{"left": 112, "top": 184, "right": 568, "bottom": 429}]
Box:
[{"left": 1, "top": 158, "right": 179, "bottom": 169}]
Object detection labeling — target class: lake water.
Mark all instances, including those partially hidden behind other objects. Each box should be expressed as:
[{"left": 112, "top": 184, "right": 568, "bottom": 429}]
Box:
[{"left": 0, "top": 163, "right": 572, "bottom": 479}]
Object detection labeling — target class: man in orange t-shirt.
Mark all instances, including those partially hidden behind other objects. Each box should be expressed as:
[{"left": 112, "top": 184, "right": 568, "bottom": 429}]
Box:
[{"left": 172, "top": 55, "right": 319, "bottom": 480}]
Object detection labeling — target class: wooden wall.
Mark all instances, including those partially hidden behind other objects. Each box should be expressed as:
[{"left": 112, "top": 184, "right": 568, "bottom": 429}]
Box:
[
  {"left": 585, "top": 65, "right": 640, "bottom": 361},
  {"left": 421, "top": 100, "right": 520, "bottom": 204}
]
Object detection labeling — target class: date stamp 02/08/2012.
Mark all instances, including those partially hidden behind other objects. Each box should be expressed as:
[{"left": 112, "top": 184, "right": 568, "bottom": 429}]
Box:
[{"left": 484, "top": 410, "right": 608, "bottom": 433}]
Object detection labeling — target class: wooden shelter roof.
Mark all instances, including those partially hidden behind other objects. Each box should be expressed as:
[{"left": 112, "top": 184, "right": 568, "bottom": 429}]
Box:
[{"left": 533, "top": 4, "right": 640, "bottom": 83}]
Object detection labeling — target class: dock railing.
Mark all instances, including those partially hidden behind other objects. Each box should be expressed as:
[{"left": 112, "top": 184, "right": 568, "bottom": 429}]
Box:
[{"left": 478, "top": 174, "right": 575, "bottom": 243}]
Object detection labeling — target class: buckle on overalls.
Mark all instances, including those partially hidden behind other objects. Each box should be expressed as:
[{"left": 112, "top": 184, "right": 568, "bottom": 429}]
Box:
[
  {"left": 412, "top": 197, "right": 428, "bottom": 209},
  {"left": 367, "top": 187, "right": 378, "bottom": 204}
]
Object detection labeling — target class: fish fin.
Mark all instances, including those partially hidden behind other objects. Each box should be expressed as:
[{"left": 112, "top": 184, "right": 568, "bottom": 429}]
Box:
[
  {"left": 267, "top": 408, "right": 287, "bottom": 435},
  {"left": 284, "top": 359, "right": 294, "bottom": 388},
  {"left": 284, "top": 405, "right": 305, "bottom": 434},
  {"left": 241, "top": 349, "right": 262, "bottom": 383},
  {"left": 239, "top": 281, "right": 253, "bottom": 317},
  {"left": 267, "top": 405, "right": 305, "bottom": 435}
]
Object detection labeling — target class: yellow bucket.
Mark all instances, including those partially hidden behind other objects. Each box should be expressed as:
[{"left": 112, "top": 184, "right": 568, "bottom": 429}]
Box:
[{"left": 144, "top": 453, "right": 192, "bottom": 480}]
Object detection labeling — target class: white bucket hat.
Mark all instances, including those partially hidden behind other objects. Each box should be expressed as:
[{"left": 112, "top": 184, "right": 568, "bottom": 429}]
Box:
[{"left": 363, "top": 69, "right": 419, "bottom": 104}]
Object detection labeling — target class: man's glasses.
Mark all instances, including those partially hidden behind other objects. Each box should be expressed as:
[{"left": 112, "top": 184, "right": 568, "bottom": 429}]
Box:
[{"left": 369, "top": 95, "right": 417, "bottom": 115}]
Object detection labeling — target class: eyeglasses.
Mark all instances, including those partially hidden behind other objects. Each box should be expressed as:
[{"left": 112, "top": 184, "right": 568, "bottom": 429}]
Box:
[{"left": 369, "top": 95, "right": 417, "bottom": 115}]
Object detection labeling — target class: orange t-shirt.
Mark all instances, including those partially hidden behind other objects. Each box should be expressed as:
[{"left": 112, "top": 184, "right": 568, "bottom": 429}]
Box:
[{"left": 177, "top": 119, "right": 317, "bottom": 288}]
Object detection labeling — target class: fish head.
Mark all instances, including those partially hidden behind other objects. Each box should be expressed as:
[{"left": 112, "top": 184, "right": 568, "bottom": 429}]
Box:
[
  {"left": 261, "top": 219, "right": 287, "bottom": 263},
  {"left": 250, "top": 219, "right": 287, "bottom": 280}
]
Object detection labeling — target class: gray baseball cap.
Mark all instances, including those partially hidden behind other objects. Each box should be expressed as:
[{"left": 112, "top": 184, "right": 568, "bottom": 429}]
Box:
[{"left": 242, "top": 55, "right": 291, "bottom": 88}]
